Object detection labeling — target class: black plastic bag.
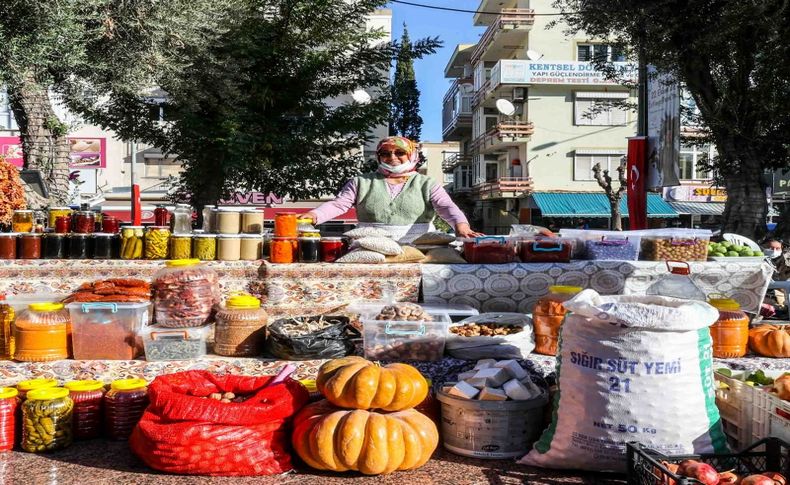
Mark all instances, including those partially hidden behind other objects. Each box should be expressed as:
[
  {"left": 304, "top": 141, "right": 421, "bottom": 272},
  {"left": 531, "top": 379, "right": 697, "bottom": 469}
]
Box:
[{"left": 264, "top": 315, "right": 358, "bottom": 360}]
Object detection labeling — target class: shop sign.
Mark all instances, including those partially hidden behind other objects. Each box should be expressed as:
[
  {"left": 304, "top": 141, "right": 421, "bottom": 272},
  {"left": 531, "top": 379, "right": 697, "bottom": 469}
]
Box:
[
  {"left": 493, "top": 60, "right": 637, "bottom": 87},
  {"left": 663, "top": 185, "right": 727, "bottom": 202},
  {"left": 218, "top": 192, "right": 284, "bottom": 205},
  {"left": 0, "top": 136, "right": 107, "bottom": 169},
  {"left": 772, "top": 169, "right": 790, "bottom": 197}
]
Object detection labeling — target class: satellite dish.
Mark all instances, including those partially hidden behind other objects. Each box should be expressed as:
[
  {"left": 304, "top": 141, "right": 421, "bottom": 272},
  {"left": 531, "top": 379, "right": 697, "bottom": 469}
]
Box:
[
  {"left": 495, "top": 99, "right": 516, "bottom": 116},
  {"left": 352, "top": 89, "right": 372, "bottom": 105},
  {"left": 526, "top": 50, "right": 544, "bottom": 61}
]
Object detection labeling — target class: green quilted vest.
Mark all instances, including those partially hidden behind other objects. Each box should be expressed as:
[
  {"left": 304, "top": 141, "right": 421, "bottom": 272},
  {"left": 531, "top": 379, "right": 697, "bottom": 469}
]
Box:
[{"left": 355, "top": 172, "right": 436, "bottom": 225}]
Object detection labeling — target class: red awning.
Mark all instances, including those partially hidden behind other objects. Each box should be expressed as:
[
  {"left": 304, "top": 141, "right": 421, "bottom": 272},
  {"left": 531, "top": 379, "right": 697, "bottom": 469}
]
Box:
[
  {"left": 102, "top": 207, "right": 357, "bottom": 224},
  {"left": 103, "top": 209, "right": 156, "bottom": 224}
]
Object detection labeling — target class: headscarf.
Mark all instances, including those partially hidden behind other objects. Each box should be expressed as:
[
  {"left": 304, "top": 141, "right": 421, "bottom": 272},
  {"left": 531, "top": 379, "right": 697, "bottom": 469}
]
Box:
[{"left": 376, "top": 136, "right": 419, "bottom": 176}]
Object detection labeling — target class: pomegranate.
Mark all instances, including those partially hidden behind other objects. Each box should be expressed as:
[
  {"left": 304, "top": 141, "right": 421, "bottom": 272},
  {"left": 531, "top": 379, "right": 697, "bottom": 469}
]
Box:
[
  {"left": 718, "top": 471, "right": 742, "bottom": 485},
  {"left": 742, "top": 476, "right": 778, "bottom": 485},
  {"left": 684, "top": 462, "right": 721, "bottom": 485},
  {"left": 762, "top": 472, "right": 787, "bottom": 485},
  {"left": 677, "top": 459, "right": 701, "bottom": 476}
]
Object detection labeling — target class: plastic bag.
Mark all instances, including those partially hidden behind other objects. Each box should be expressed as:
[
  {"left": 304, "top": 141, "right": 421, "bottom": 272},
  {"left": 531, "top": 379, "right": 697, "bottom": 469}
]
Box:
[
  {"left": 129, "top": 370, "right": 309, "bottom": 476},
  {"left": 445, "top": 313, "right": 535, "bottom": 359},
  {"left": 265, "top": 316, "right": 357, "bottom": 360}
]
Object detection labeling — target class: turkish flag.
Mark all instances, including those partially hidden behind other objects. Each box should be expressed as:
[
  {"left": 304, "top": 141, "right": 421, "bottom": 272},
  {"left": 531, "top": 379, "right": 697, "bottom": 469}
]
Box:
[{"left": 627, "top": 137, "right": 648, "bottom": 230}]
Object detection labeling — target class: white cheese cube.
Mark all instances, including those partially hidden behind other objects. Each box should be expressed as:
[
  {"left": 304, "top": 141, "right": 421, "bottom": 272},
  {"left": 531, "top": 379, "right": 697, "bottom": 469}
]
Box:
[
  {"left": 520, "top": 377, "right": 543, "bottom": 396},
  {"left": 478, "top": 387, "right": 508, "bottom": 401},
  {"left": 457, "top": 370, "right": 477, "bottom": 381},
  {"left": 466, "top": 367, "right": 510, "bottom": 389},
  {"left": 474, "top": 358, "right": 497, "bottom": 370},
  {"left": 503, "top": 378, "right": 536, "bottom": 401},
  {"left": 447, "top": 381, "right": 479, "bottom": 400},
  {"left": 494, "top": 360, "right": 528, "bottom": 380}
]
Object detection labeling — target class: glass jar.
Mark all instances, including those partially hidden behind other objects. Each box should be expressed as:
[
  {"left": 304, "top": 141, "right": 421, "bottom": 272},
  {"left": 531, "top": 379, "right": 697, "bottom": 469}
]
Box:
[
  {"left": 171, "top": 204, "right": 192, "bottom": 234},
  {"left": 239, "top": 235, "right": 262, "bottom": 260},
  {"left": 216, "top": 209, "right": 241, "bottom": 234},
  {"left": 0, "top": 388, "right": 17, "bottom": 452},
  {"left": 320, "top": 237, "right": 344, "bottom": 262},
  {"left": 68, "top": 234, "right": 92, "bottom": 260},
  {"left": 192, "top": 233, "right": 217, "bottom": 261},
  {"left": 64, "top": 380, "right": 104, "bottom": 440},
  {"left": 0, "top": 234, "right": 18, "bottom": 259},
  {"left": 13, "top": 303, "right": 70, "bottom": 362},
  {"left": 533, "top": 286, "right": 583, "bottom": 356},
  {"left": 120, "top": 226, "right": 145, "bottom": 260},
  {"left": 42, "top": 233, "right": 67, "bottom": 259},
  {"left": 104, "top": 378, "right": 148, "bottom": 441},
  {"left": 32, "top": 211, "right": 47, "bottom": 233},
  {"left": 18, "top": 233, "right": 42, "bottom": 259},
  {"left": 241, "top": 210, "right": 264, "bottom": 234},
  {"left": 153, "top": 205, "right": 169, "bottom": 227},
  {"left": 54, "top": 215, "right": 71, "bottom": 234},
  {"left": 201, "top": 205, "right": 215, "bottom": 232},
  {"left": 92, "top": 233, "right": 118, "bottom": 259},
  {"left": 298, "top": 237, "right": 320, "bottom": 263},
  {"left": 169, "top": 234, "right": 192, "bottom": 260},
  {"left": 217, "top": 235, "right": 241, "bottom": 261},
  {"left": 270, "top": 237, "right": 297, "bottom": 264},
  {"left": 16, "top": 379, "right": 58, "bottom": 400},
  {"left": 21, "top": 387, "right": 73, "bottom": 452},
  {"left": 101, "top": 216, "right": 120, "bottom": 234},
  {"left": 262, "top": 231, "right": 272, "bottom": 258},
  {"left": 708, "top": 297, "right": 750, "bottom": 358},
  {"left": 0, "top": 304, "right": 13, "bottom": 359},
  {"left": 73, "top": 211, "right": 96, "bottom": 234},
  {"left": 274, "top": 212, "right": 298, "bottom": 238},
  {"left": 12, "top": 210, "right": 34, "bottom": 233},
  {"left": 213, "top": 294, "right": 268, "bottom": 357},
  {"left": 47, "top": 208, "right": 72, "bottom": 229},
  {"left": 144, "top": 226, "right": 171, "bottom": 260}
]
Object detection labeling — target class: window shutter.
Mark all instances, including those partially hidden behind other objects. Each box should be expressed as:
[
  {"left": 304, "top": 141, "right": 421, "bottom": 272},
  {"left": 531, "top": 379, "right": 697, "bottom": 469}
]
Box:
[
  {"left": 575, "top": 99, "right": 594, "bottom": 125},
  {"left": 610, "top": 105, "right": 628, "bottom": 125},
  {"left": 574, "top": 155, "right": 594, "bottom": 180}
]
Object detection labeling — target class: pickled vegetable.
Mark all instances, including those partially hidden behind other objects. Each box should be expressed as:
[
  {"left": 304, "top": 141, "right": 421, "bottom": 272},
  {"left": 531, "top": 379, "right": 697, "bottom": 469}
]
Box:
[
  {"left": 22, "top": 388, "right": 73, "bottom": 452},
  {"left": 120, "top": 226, "right": 144, "bottom": 260},
  {"left": 193, "top": 235, "right": 217, "bottom": 261},
  {"left": 170, "top": 235, "right": 192, "bottom": 260},
  {"left": 145, "top": 226, "right": 170, "bottom": 259}
]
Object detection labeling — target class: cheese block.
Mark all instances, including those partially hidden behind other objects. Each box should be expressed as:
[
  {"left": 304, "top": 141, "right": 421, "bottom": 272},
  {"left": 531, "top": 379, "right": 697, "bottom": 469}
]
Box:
[
  {"left": 520, "top": 377, "right": 543, "bottom": 396},
  {"left": 467, "top": 367, "right": 510, "bottom": 389},
  {"left": 447, "top": 380, "right": 480, "bottom": 399},
  {"left": 457, "top": 370, "right": 477, "bottom": 381},
  {"left": 473, "top": 359, "right": 497, "bottom": 370},
  {"left": 503, "top": 378, "right": 536, "bottom": 401},
  {"left": 494, "top": 359, "right": 528, "bottom": 380},
  {"left": 478, "top": 387, "right": 507, "bottom": 401}
]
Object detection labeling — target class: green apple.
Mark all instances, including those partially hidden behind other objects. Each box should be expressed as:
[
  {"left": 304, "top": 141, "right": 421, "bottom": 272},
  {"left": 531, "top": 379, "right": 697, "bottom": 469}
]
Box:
[{"left": 726, "top": 251, "right": 740, "bottom": 257}]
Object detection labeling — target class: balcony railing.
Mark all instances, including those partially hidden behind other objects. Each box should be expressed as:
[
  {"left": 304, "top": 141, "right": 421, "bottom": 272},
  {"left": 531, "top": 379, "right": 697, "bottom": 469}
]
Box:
[
  {"left": 471, "top": 8, "right": 535, "bottom": 64},
  {"left": 442, "top": 78, "right": 474, "bottom": 139},
  {"left": 472, "top": 121, "right": 535, "bottom": 153},
  {"left": 474, "top": 177, "right": 534, "bottom": 199},
  {"left": 442, "top": 153, "right": 473, "bottom": 173},
  {"left": 472, "top": 79, "right": 491, "bottom": 107}
]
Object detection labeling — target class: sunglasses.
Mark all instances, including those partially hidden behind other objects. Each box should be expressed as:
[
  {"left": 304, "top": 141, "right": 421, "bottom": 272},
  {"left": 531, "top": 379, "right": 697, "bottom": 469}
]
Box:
[{"left": 378, "top": 149, "right": 408, "bottom": 157}]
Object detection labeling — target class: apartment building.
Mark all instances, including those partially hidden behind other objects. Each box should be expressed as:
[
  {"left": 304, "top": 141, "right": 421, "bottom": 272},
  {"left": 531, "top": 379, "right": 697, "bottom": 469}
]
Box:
[{"left": 442, "top": 0, "right": 680, "bottom": 233}]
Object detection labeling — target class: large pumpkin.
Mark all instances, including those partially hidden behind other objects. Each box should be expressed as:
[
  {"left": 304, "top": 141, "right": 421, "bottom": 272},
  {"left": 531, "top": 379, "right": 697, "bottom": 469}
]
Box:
[
  {"left": 292, "top": 400, "right": 439, "bottom": 475},
  {"left": 749, "top": 325, "right": 790, "bottom": 358},
  {"left": 316, "top": 356, "right": 428, "bottom": 411}
]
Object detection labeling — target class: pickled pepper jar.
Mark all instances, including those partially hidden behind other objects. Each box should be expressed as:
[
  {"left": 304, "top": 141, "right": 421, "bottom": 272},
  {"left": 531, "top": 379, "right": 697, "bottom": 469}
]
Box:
[
  {"left": 13, "top": 303, "right": 70, "bottom": 362},
  {"left": 104, "top": 378, "right": 148, "bottom": 441},
  {"left": 64, "top": 380, "right": 105, "bottom": 440},
  {"left": 144, "top": 226, "right": 171, "bottom": 259},
  {"left": 708, "top": 296, "right": 750, "bottom": 358},
  {"left": 0, "top": 387, "right": 18, "bottom": 452},
  {"left": 73, "top": 211, "right": 96, "bottom": 234},
  {"left": 21, "top": 387, "right": 73, "bottom": 452},
  {"left": 533, "top": 286, "right": 583, "bottom": 356}
]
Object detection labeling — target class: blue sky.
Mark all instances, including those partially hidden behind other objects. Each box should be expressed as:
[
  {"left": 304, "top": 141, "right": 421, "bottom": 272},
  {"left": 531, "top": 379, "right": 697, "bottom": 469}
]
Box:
[{"left": 389, "top": 1, "right": 481, "bottom": 142}]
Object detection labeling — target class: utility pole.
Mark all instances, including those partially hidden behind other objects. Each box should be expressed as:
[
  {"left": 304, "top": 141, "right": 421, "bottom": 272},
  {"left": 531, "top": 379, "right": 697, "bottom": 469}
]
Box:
[{"left": 636, "top": 24, "right": 648, "bottom": 137}]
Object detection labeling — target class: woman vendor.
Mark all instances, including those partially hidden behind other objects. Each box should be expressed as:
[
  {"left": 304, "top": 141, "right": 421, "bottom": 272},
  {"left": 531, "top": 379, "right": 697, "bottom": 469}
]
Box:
[{"left": 302, "top": 136, "right": 483, "bottom": 243}]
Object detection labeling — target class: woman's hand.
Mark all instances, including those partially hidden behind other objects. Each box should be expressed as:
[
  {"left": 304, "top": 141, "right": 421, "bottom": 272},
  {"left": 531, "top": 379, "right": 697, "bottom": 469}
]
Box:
[
  {"left": 301, "top": 212, "right": 318, "bottom": 224},
  {"left": 455, "top": 222, "right": 484, "bottom": 238}
]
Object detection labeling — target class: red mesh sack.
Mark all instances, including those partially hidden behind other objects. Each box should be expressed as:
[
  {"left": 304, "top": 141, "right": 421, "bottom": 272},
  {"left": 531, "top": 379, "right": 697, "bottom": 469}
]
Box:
[{"left": 129, "top": 370, "right": 308, "bottom": 476}]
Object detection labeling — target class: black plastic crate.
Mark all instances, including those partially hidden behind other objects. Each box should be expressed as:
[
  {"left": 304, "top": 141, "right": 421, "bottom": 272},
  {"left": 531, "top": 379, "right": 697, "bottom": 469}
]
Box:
[{"left": 627, "top": 438, "right": 789, "bottom": 485}]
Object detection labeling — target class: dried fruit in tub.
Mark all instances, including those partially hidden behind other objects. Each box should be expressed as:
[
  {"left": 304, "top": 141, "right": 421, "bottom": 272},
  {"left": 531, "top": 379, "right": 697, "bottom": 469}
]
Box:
[
  {"left": 153, "top": 260, "right": 219, "bottom": 327},
  {"left": 462, "top": 236, "right": 516, "bottom": 264},
  {"left": 641, "top": 237, "right": 708, "bottom": 261},
  {"left": 374, "top": 302, "right": 433, "bottom": 322},
  {"left": 450, "top": 322, "right": 523, "bottom": 337}
]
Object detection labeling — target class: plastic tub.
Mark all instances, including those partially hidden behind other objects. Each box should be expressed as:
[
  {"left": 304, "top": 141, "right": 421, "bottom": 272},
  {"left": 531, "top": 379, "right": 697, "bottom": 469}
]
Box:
[
  {"left": 13, "top": 303, "right": 70, "bottom": 362},
  {"left": 362, "top": 311, "right": 450, "bottom": 361},
  {"left": 461, "top": 236, "right": 517, "bottom": 264},
  {"left": 518, "top": 238, "right": 572, "bottom": 263},
  {"left": 141, "top": 324, "right": 212, "bottom": 361},
  {"left": 638, "top": 229, "right": 711, "bottom": 261},
  {"left": 437, "top": 386, "right": 548, "bottom": 459},
  {"left": 67, "top": 302, "right": 150, "bottom": 360}
]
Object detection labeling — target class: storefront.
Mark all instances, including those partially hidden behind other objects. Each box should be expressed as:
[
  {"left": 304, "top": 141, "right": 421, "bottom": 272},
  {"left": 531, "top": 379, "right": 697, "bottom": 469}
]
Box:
[{"left": 663, "top": 185, "right": 727, "bottom": 229}]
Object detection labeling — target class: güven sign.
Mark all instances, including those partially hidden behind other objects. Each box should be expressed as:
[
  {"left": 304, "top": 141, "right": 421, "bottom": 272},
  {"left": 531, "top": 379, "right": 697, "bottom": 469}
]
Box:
[{"left": 218, "top": 192, "right": 284, "bottom": 205}]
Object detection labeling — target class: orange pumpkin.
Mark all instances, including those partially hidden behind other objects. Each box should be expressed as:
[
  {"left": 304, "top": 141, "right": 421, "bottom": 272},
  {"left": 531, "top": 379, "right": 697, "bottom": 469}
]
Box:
[
  {"left": 773, "top": 373, "right": 790, "bottom": 401},
  {"left": 291, "top": 400, "right": 438, "bottom": 475},
  {"left": 316, "top": 356, "right": 428, "bottom": 411},
  {"left": 749, "top": 325, "right": 790, "bottom": 358}
]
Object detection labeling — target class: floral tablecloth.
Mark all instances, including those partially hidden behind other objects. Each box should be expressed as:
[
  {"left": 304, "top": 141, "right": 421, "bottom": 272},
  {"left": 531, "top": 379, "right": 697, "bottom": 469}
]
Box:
[{"left": 422, "top": 260, "right": 773, "bottom": 314}]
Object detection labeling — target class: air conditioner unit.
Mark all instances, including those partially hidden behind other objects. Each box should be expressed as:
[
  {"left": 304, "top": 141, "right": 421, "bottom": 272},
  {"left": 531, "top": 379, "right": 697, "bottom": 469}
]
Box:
[{"left": 512, "top": 87, "right": 526, "bottom": 102}]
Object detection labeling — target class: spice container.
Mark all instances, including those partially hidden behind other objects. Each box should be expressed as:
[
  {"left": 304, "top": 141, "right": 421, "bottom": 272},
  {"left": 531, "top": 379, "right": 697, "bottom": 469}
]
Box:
[
  {"left": 18, "top": 233, "right": 42, "bottom": 259},
  {"left": 63, "top": 380, "right": 104, "bottom": 440},
  {"left": 21, "top": 387, "right": 73, "bottom": 452},
  {"left": 16, "top": 379, "right": 58, "bottom": 400},
  {"left": 270, "top": 237, "right": 297, "bottom": 264},
  {"left": 169, "top": 234, "right": 192, "bottom": 260},
  {"left": 216, "top": 209, "right": 241, "bottom": 234},
  {"left": 13, "top": 303, "right": 70, "bottom": 362},
  {"left": 47, "top": 208, "right": 72, "bottom": 229},
  {"left": 241, "top": 209, "right": 264, "bottom": 234},
  {"left": 274, "top": 212, "right": 298, "bottom": 237},
  {"left": 54, "top": 216, "right": 71, "bottom": 234},
  {"left": 171, "top": 204, "right": 192, "bottom": 234},
  {"left": 192, "top": 233, "right": 217, "bottom": 261},
  {"left": 141, "top": 325, "right": 211, "bottom": 360},
  {"left": 362, "top": 303, "right": 450, "bottom": 361},
  {"left": 217, "top": 235, "right": 241, "bottom": 261},
  {"left": 68, "top": 234, "right": 92, "bottom": 259},
  {"left": 519, "top": 239, "right": 572, "bottom": 263},
  {"left": 101, "top": 216, "right": 120, "bottom": 234},
  {"left": 42, "top": 233, "right": 67, "bottom": 259},
  {"left": 12, "top": 210, "right": 34, "bottom": 233},
  {"left": 461, "top": 236, "right": 517, "bottom": 264},
  {"left": 239, "top": 234, "right": 262, "bottom": 260},
  {"left": 104, "top": 378, "right": 148, "bottom": 441},
  {"left": 153, "top": 259, "right": 218, "bottom": 328},
  {"left": 0, "top": 388, "right": 17, "bottom": 451},
  {"left": 153, "top": 205, "right": 169, "bottom": 226},
  {"left": 0, "top": 304, "right": 13, "bottom": 359},
  {"left": 533, "top": 286, "right": 582, "bottom": 356},
  {"left": 144, "top": 226, "right": 171, "bottom": 259},
  {"left": 214, "top": 294, "right": 267, "bottom": 357},
  {"left": 320, "top": 237, "right": 344, "bottom": 262},
  {"left": 92, "top": 233, "right": 118, "bottom": 259},
  {"left": 298, "top": 237, "right": 320, "bottom": 263},
  {"left": 0, "top": 234, "right": 18, "bottom": 259},
  {"left": 120, "top": 226, "right": 145, "bottom": 260},
  {"left": 639, "top": 230, "right": 710, "bottom": 261},
  {"left": 67, "top": 302, "right": 149, "bottom": 360},
  {"left": 584, "top": 236, "right": 640, "bottom": 261},
  {"left": 708, "top": 296, "right": 750, "bottom": 358},
  {"left": 73, "top": 211, "right": 96, "bottom": 234}
]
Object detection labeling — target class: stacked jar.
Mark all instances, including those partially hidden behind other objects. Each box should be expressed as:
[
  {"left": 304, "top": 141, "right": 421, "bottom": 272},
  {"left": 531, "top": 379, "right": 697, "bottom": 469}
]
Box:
[
  {"left": 104, "top": 378, "right": 148, "bottom": 440},
  {"left": 145, "top": 226, "right": 171, "bottom": 259},
  {"left": 271, "top": 212, "right": 298, "bottom": 264},
  {"left": 170, "top": 234, "right": 192, "bottom": 260},
  {"left": 92, "top": 233, "right": 119, "bottom": 259},
  {"left": 216, "top": 208, "right": 242, "bottom": 235},
  {"left": 72, "top": 211, "right": 96, "bottom": 234},
  {"left": 213, "top": 294, "right": 267, "bottom": 357},
  {"left": 42, "top": 233, "right": 67, "bottom": 259},
  {"left": 533, "top": 286, "right": 583, "bottom": 356},
  {"left": 193, "top": 233, "right": 217, "bottom": 261},
  {"left": 0, "top": 234, "right": 17, "bottom": 259},
  {"left": 0, "top": 388, "right": 17, "bottom": 452},
  {"left": 68, "top": 234, "right": 93, "bottom": 259},
  {"left": 13, "top": 303, "right": 70, "bottom": 362},
  {"left": 171, "top": 204, "right": 193, "bottom": 234},
  {"left": 101, "top": 215, "right": 120, "bottom": 234},
  {"left": 12, "top": 210, "right": 34, "bottom": 233},
  {"left": 64, "top": 380, "right": 105, "bottom": 440},
  {"left": 18, "top": 233, "right": 41, "bottom": 259},
  {"left": 47, "top": 207, "right": 73, "bottom": 230},
  {"left": 708, "top": 296, "right": 750, "bottom": 358}
]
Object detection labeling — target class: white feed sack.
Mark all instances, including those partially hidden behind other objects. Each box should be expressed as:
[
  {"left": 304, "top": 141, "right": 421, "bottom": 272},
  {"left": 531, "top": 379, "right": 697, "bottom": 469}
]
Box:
[
  {"left": 335, "top": 249, "right": 386, "bottom": 263},
  {"left": 356, "top": 237, "right": 403, "bottom": 256},
  {"left": 521, "top": 290, "right": 729, "bottom": 472},
  {"left": 343, "top": 227, "right": 392, "bottom": 239}
]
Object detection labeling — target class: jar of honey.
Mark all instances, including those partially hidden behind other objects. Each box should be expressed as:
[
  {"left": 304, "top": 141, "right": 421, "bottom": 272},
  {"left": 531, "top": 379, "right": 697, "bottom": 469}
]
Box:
[
  {"left": 708, "top": 296, "right": 750, "bottom": 358},
  {"left": 12, "top": 210, "right": 34, "bottom": 233}
]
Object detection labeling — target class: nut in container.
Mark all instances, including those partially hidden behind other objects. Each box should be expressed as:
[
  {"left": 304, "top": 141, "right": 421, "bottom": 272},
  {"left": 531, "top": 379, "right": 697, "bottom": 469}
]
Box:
[
  {"left": 362, "top": 303, "right": 450, "bottom": 361},
  {"left": 638, "top": 229, "right": 711, "bottom": 261}
]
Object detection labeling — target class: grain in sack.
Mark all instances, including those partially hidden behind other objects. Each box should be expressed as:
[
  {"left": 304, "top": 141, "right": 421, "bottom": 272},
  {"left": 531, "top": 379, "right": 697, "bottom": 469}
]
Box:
[
  {"left": 356, "top": 237, "right": 403, "bottom": 256},
  {"left": 343, "top": 227, "right": 392, "bottom": 239},
  {"left": 335, "top": 249, "right": 386, "bottom": 264}
]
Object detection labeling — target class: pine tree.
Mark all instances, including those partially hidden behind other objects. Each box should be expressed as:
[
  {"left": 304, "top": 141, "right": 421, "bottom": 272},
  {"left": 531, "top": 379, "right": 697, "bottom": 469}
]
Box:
[{"left": 390, "top": 24, "right": 424, "bottom": 141}]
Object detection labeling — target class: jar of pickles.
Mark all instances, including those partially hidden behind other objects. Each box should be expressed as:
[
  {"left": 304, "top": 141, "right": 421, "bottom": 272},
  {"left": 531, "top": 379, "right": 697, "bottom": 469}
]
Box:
[
  {"left": 68, "top": 234, "right": 92, "bottom": 260},
  {"left": 241, "top": 209, "right": 264, "bottom": 234},
  {"left": 193, "top": 233, "right": 217, "bottom": 261},
  {"left": 120, "top": 226, "right": 144, "bottom": 260},
  {"left": 73, "top": 211, "right": 96, "bottom": 234},
  {"left": 0, "top": 387, "right": 17, "bottom": 452},
  {"left": 0, "top": 304, "right": 13, "bottom": 359},
  {"left": 708, "top": 296, "right": 750, "bottom": 358},
  {"left": 0, "top": 234, "right": 18, "bottom": 259},
  {"left": 533, "top": 286, "right": 583, "bottom": 356},
  {"left": 47, "top": 208, "right": 72, "bottom": 229},
  {"left": 270, "top": 237, "right": 297, "bottom": 263},
  {"left": 213, "top": 294, "right": 268, "bottom": 357},
  {"left": 217, "top": 235, "right": 241, "bottom": 261},
  {"left": 14, "top": 303, "right": 70, "bottom": 362},
  {"left": 18, "top": 233, "right": 42, "bottom": 259},
  {"left": 239, "top": 235, "right": 262, "bottom": 260},
  {"left": 21, "top": 387, "right": 73, "bottom": 452},
  {"left": 274, "top": 212, "right": 298, "bottom": 237},
  {"left": 170, "top": 234, "right": 192, "bottom": 260},
  {"left": 92, "top": 233, "right": 118, "bottom": 259},
  {"left": 16, "top": 379, "right": 58, "bottom": 400},
  {"left": 104, "top": 378, "right": 148, "bottom": 441},
  {"left": 144, "top": 226, "right": 171, "bottom": 260},
  {"left": 42, "top": 233, "right": 67, "bottom": 259},
  {"left": 63, "top": 380, "right": 104, "bottom": 440},
  {"left": 12, "top": 210, "right": 34, "bottom": 233},
  {"left": 298, "top": 237, "right": 320, "bottom": 263}
]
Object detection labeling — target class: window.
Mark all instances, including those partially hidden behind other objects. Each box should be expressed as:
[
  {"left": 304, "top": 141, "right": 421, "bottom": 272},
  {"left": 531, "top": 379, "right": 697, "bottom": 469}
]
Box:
[
  {"left": 444, "top": 172, "right": 454, "bottom": 184},
  {"left": 456, "top": 165, "right": 472, "bottom": 190},
  {"left": 485, "top": 163, "right": 498, "bottom": 182},
  {"left": 577, "top": 44, "right": 625, "bottom": 62},
  {"left": 574, "top": 92, "right": 629, "bottom": 126},
  {"left": 678, "top": 144, "right": 713, "bottom": 180},
  {"left": 144, "top": 156, "right": 182, "bottom": 179},
  {"left": 573, "top": 152, "right": 626, "bottom": 181}
]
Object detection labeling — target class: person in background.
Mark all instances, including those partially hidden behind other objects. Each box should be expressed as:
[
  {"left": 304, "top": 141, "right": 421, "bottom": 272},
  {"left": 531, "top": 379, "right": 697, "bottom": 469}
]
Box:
[{"left": 761, "top": 238, "right": 790, "bottom": 318}]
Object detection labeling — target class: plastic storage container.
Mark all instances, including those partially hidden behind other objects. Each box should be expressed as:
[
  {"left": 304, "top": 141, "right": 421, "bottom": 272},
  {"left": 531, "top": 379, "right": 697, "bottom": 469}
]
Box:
[
  {"left": 270, "top": 237, "right": 297, "bottom": 263},
  {"left": 0, "top": 234, "right": 18, "bottom": 259},
  {"left": 217, "top": 235, "right": 241, "bottom": 261},
  {"left": 241, "top": 209, "right": 264, "bottom": 234},
  {"left": 63, "top": 380, "right": 104, "bottom": 440},
  {"left": 42, "top": 233, "right": 67, "bottom": 259},
  {"left": 639, "top": 229, "right": 711, "bottom": 261},
  {"left": 144, "top": 226, "right": 171, "bottom": 259},
  {"left": 533, "top": 285, "right": 583, "bottom": 356},
  {"left": 708, "top": 297, "right": 750, "bottom": 358},
  {"left": 0, "top": 387, "right": 17, "bottom": 451},
  {"left": 192, "top": 233, "right": 217, "bottom": 261},
  {"left": 67, "top": 233, "right": 92, "bottom": 259},
  {"left": 0, "top": 304, "right": 13, "bottom": 359},
  {"left": 141, "top": 325, "right": 211, "bottom": 360},
  {"left": 169, "top": 234, "right": 192, "bottom": 260},
  {"left": 21, "top": 387, "right": 73, "bottom": 452},
  {"left": 274, "top": 212, "right": 298, "bottom": 238},
  {"left": 17, "top": 233, "right": 42, "bottom": 259},
  {"left": 362, "top": 310, "right": 450, "bottom": 361},
  {"left": 92, "top": 233, "right": 118, "bottom": 259},
  {"left": 584, "top": 236, "right": 640, "bottom": 261},
  {"left": 13, "top": 303, "right": 70, "bottom": 362},
  {"left": 518, "top": 238, "right": 572, "bottom": 263},
  {"left": 67, "top": 302, "right": 149, "bottom": 360},
  {"left": 72, "top": 211, "right": 96, "bottom": 234},
  {"left": 12, "top": 210, "right": 34, "bottom": 233},
  {"left": 104, "top": 378, "right": 148, "bottom": 441},
  {"left": 461, "top": 236, "right": 517, "bottom": 264},
  {"left": 645, "top": 261, "right": 707, "bottom": 301},
  {"left": 214, "top": 294, "right": 267, "bottom": 357},
  {"left": 216, "top": 209, "right": 241, "bottom": 234},
  {"left": 120, "top": 226, "right": 145, "bottom": 260},
  {"left": 153, "top": 259, "right": 218, "bottom": 328},
  {"left": 171, "top": 204, "right": 192, "bottom": 234}
]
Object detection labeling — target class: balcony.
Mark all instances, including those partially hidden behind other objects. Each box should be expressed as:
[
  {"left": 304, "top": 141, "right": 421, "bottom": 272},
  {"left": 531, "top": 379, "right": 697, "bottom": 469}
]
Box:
[
  {"left": 474, "top": 177, "right": 534, "bottom": 200},
  {"left": 472, "top": 121, "right": 534, "bottom": 154},
  {"left": 472, "top": 79, "right": 491, "bottom": 108},
  {"left": 489, "top": 59, "right": 638, "bottom": 91},
  {"left": 470, "top": 9, "right": 535, "bottom": 64},
  {"left": 442, "top": 78, "right": 474, "bottom": 141},
  {"left": 442, "top": 153, "right": 472, "bottom": 173}
]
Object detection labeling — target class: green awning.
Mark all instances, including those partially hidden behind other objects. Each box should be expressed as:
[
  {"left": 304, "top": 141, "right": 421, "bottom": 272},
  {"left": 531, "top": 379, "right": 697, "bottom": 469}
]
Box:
[
  {"left": 532, "top": 192, "right": 678, "bottom": 218},
  {"left": 668, "top": 201, "right": 725, "bottom": 216}
]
